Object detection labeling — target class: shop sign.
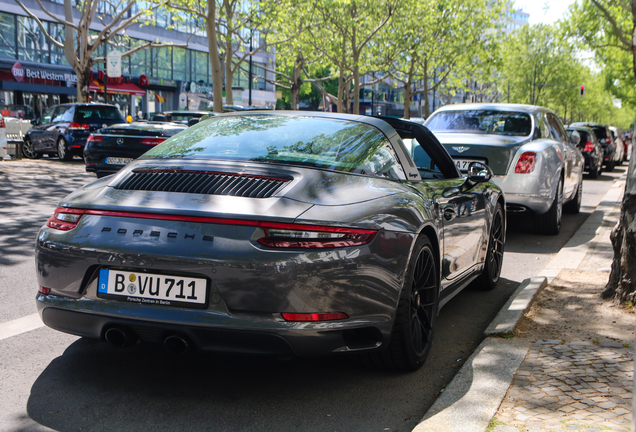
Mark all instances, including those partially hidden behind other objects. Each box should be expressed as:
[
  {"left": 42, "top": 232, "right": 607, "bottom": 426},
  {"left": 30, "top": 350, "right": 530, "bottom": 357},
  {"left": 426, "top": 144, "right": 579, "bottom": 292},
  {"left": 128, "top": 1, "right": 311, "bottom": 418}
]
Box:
[
  {"left": 188, "top": 81, "right": 212, "bottom": 94},
  {"left": 106, "top": 50, "right": 122, "bottom": 77},
  {"left": 147, "top": 77, "right": 176, "bottom": 87},
  {"left": 139, "top": 75, "right": 149, "bottom": 87},
  {"left": 12, "top": 61, "right": 77, "bottom": 83},
  {"left": 11, "top": 62, "right": 24, "bottom": 82}
]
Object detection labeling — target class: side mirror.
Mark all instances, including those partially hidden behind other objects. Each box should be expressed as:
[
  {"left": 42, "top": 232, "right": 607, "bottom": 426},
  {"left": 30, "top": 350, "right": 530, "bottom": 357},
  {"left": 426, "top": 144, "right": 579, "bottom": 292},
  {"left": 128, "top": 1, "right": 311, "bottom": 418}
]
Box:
[
  {"left": 467, "top": 161, "right": 492, "bottom": 183},
  {"left": 570, "top": 130, "right": 581, "bottom": 146}
]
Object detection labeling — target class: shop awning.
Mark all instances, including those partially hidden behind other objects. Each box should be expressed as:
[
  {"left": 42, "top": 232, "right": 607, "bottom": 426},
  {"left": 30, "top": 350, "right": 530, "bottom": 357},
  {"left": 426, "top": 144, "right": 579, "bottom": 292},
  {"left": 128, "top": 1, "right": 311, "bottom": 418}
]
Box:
[{"left": 89, "top": 80, "right": 146, "bottom": 96}]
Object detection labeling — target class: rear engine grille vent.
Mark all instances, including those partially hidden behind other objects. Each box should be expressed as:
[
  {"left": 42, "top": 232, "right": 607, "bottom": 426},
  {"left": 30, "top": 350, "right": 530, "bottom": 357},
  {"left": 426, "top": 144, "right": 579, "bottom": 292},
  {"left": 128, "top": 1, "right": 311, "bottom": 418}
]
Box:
[{"left": 115, "top": 171, "right": 289, "bottom": 198}]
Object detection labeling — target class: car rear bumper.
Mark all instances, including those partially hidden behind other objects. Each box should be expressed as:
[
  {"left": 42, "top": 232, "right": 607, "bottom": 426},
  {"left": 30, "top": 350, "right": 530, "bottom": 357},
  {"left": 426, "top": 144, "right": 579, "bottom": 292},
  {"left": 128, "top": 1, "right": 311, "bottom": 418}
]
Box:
[
  {"left": 491, "top": 175, "right": 553, "bottom": 214},
  {"left": 36, "top": 297, "right": 390, "bottom": 357}
]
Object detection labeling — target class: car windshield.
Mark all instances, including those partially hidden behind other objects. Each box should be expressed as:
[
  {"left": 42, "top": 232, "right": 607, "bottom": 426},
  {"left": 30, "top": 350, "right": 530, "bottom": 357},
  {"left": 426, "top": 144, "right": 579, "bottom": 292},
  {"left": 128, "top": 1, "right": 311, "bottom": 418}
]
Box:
[
  {"left": 76, "top": 106, "right": 125, "bottom": 122},
  {"left": 142, "top": 115, "right": 405, "bottom": 179},
  {"left": 426, "top": 110, "right": 532, "bottom": 136}
]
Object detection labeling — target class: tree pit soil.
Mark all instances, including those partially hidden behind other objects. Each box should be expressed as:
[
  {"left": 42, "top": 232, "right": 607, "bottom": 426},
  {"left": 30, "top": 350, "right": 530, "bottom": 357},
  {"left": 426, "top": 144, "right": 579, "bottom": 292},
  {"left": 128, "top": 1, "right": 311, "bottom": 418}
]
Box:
[{"left": 516, "top": 269, "right": 635, "bottom": 344}]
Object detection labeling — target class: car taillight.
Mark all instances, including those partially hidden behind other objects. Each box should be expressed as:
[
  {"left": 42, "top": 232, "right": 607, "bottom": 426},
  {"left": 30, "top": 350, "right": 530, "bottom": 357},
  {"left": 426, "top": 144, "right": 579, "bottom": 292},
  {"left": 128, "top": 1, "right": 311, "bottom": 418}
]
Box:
[
  {"left": 87, "top": 134, "right": 103, "bottom": 143},
  {"left": 583, "top": 141, "right": 595, "bottom": 152},
  {"left": 257, "top": 222, "right": 376, "bottom": 248},
  {"left": 605, "top": 137, "right": 611, "bottom": 144},
  {"left": 39, "top": 286, "right": 51, "bottom": 294},
  {"left": 0, "top": 118, "right": 5, "bottom": 128},
  {"left": 281, "top": 312, "right": 349, "bottom": 322},
  {"left": 514, "top": 152, "right": 536, "bottom": 174},
  {"left": 46, "top": 207, "right": 86, "bottom": 231},
  {"left": 68, "top": 122, "right": 90, "bottom": 130},
  {"left": 140, "top": 138, "right": 167, "bottom": 146}
]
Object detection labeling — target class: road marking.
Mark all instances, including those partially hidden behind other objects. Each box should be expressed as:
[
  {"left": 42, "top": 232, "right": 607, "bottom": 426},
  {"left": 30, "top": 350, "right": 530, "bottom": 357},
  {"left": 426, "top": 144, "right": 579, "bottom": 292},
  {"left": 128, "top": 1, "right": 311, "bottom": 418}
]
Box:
[{"left": 0, "top": 313, "right": 44, "bottom": 341}]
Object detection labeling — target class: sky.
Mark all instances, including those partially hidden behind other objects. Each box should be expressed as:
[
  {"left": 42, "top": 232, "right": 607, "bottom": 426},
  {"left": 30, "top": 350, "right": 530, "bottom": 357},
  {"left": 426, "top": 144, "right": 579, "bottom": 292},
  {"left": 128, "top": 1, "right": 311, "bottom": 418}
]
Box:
[{"left": 514, "top": 0, "right": 578, "bottom": 25}]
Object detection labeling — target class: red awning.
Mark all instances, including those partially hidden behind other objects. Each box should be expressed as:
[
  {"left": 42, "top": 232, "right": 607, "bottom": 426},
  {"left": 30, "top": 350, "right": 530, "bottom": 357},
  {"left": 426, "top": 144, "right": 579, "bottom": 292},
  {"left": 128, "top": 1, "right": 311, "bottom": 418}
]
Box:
[{"left": 89, "top": 80, "right": 146, "bottom": 96}]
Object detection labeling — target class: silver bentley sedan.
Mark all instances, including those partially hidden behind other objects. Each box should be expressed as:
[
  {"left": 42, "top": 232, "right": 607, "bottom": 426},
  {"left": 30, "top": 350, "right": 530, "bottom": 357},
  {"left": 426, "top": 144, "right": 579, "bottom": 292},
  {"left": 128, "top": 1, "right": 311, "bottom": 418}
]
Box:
[{"left": 426, "top": 104, "right": 584, "bottom": 235}]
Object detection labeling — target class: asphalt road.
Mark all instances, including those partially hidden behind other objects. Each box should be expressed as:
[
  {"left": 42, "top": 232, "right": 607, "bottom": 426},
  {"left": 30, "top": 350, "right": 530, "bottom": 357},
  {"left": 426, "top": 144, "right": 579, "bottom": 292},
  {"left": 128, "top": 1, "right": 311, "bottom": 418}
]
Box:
[{"left": 0, "top": 158, "right": 625, "bottom": 432}]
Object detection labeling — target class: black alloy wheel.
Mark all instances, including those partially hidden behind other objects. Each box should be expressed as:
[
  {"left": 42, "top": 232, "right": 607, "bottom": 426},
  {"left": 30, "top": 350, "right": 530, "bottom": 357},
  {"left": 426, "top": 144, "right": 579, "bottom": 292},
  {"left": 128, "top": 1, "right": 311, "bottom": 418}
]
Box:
[
  {"left": 358, "top": 235, "right": 438, "bottom": 372},
  {"left": 477, "top": 203, "right": 504, "bottom": 290},
  {"left": 21, "top": 138, "right": 40, "bottom": 159},
  {"left": 57, "top": 137, "right": 72, "bottom": 161},
  {"left": 564, "top": 180, "right": 582, "bottom": 214}
]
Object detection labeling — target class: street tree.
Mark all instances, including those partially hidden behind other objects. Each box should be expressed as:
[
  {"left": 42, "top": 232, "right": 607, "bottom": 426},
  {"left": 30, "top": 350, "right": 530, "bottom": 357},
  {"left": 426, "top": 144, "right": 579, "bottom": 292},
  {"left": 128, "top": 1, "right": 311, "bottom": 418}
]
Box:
[
  {"left": 570, "top": 0, "right": 636, "bottom": 304},
  {"left": 306, "top": 0, "right": 397, "bottom": 113},
  {"left": 379, "top": 0, "right": 504, "bottom": 119},
  {"left": 16, "top": 0, "right": 184, "bottom": 102}
]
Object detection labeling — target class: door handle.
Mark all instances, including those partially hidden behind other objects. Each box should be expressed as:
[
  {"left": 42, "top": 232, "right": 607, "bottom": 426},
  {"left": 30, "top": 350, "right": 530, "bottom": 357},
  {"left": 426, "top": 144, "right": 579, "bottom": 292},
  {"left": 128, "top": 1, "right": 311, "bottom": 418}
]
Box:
[{"left": 443, "top": 208, "right": 456, "bottom": 221}]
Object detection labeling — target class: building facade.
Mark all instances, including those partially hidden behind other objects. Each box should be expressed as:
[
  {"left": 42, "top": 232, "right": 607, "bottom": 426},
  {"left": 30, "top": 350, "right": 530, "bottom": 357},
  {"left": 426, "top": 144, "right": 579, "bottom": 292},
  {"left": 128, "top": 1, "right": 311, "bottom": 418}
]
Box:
[{"left": 0, "top": 0, "right": 277, "bottom": 120}]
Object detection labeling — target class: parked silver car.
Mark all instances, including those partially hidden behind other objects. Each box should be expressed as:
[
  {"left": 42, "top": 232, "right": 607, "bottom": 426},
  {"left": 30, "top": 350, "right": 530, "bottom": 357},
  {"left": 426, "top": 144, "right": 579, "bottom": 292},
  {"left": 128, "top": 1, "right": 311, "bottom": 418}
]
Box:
[{"left": 426, "top": 103, "right": 584, "bottom": 235}]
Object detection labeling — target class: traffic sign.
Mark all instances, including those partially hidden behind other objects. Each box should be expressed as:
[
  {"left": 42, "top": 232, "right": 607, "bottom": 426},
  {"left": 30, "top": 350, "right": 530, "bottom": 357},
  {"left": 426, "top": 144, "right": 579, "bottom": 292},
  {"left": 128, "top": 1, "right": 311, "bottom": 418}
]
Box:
[{"left": 106, "top": 51, "right": 122, "bottom": 77}]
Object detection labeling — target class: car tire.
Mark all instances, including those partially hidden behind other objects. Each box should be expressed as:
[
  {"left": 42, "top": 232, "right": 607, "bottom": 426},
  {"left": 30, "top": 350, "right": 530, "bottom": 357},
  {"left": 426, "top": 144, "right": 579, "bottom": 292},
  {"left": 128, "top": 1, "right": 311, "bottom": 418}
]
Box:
[
  {"left": 605, "top": 160, "right": 614, "bottom": 172},
  {"left": 536, "top": 178, "right": 563, "bottom": 235},
  {"left": 57, "top": 138, "right": 72, "bottom": 161},
  {"left": 476, "top": 203, "right": 504, "bottom": 290},
  {"left": 588, "top": 161, "right": 600, "bottom": 179},
  {"left": 564, "top": 180, "right": 582, "bottom": 215},
  {"left": 21, "top": 138, "right": 40, "bottom": 159},
  {"left": 357, "top": 235, "right": 438, "bottom": 372}
]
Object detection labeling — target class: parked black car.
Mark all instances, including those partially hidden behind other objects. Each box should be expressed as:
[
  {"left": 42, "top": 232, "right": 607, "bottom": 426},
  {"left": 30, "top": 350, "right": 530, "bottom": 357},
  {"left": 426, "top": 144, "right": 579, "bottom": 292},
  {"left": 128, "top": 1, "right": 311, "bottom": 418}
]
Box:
[
  {"left": 23, "top": 104, "right": 125, "bottom": 161},
  {"left": 566, "top": 126, "right": 603, "bottom": 179},
  {"left": 569, "top": 122, "right": 616, "bottom": 171},
  {"left": 84, "top": 122, "right": 187, "bottom": 178},
  {"left": 149, "top": 111, "right": 209, "bottom": 126}
]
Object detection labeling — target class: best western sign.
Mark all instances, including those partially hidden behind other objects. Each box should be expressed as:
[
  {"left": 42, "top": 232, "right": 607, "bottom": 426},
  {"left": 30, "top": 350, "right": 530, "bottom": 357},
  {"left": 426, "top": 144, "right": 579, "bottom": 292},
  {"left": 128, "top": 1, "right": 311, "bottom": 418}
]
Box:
[{"left": 11, "top": 62, "right": 77, "bottom": 83}]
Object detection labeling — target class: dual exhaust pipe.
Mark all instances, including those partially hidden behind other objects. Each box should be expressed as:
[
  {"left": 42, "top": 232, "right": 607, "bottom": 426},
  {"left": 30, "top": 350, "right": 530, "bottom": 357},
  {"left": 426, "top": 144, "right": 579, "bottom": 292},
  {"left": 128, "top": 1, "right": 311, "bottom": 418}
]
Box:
[{"left": 104, "top": 326, "right": 191, "bottom": 355}]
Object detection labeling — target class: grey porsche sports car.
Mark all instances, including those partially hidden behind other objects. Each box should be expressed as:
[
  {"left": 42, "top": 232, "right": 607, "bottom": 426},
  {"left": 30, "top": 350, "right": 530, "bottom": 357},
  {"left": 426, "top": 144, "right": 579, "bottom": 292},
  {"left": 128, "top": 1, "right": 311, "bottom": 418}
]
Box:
[{"left": 35, "top": 112, "right": 505, "bottom": 371}]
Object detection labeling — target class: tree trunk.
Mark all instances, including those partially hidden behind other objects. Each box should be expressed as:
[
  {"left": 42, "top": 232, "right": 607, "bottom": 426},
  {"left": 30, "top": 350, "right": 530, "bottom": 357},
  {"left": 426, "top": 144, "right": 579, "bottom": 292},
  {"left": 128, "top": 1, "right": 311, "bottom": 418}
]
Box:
[
  {"left": 403, "top": 81, "right": 411, "bottom": 120},
  {"left": 207, "top": 5, "right": 224, "bottom": 113},
  {"left": 422, "top": 66, "right": 430, "bottom": 118},
  {"left": 352, "top": 57, "right": 360, "bottom": 115},
  {"left": 76, "top": 68, "right": 91, "bottom": 103},
  {"left": 290, "top": 52, "right": 304, "bottom": 110},
  {"left": 224, "top": 35, "right": 234, "bottom": 105},
  {"left": 337, "top": 66, "right": 345, "bottom": 113},
  {"left": 603, "top": 119, "right": 636, "bottom": 303}
]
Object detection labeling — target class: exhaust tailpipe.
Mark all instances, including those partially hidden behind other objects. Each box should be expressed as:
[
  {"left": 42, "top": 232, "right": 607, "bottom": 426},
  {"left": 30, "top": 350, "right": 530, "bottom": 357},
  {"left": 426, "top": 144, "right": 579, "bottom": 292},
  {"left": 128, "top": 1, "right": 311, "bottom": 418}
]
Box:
[
  {"left": 104, "top": 327, "right": 137, "bottom": 348},
  {"left": 164, "top": 334, "right": 190, "bottom": 355}
]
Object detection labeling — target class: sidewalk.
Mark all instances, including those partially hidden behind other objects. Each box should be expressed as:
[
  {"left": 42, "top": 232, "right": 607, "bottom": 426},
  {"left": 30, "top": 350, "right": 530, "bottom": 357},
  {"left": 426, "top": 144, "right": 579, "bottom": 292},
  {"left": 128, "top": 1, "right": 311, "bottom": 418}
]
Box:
[{"left": 413, "top": 175, "right": 633, "bottom": 432}]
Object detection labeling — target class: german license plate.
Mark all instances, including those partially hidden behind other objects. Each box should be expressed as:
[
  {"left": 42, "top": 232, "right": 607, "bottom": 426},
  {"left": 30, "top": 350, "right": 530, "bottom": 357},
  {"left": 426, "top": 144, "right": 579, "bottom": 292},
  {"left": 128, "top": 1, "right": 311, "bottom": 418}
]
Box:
[
  {"left": 453, "top": 158, "right": 483, "bottom": 172},
  {"left": 97, "top": 269, "right": 208, "bottom": 308},
  {"left": 106, "top": 157, "right": 133, "bottom": 165}
]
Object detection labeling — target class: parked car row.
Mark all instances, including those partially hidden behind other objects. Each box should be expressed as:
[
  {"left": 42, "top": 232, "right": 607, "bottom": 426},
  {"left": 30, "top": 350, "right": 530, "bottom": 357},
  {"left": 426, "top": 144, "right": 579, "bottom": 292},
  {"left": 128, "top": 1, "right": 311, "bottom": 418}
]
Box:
[{"left": 26, "top": 101, "right": 627, "bottom": 369}]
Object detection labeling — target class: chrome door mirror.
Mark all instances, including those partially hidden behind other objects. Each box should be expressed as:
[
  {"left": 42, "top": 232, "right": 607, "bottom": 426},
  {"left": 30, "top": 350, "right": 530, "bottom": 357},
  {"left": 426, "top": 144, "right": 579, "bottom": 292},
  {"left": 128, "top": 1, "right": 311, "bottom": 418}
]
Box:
[
  {"left": 570, "top": 130, "right": 581, "bottom": 146},
  {"left": 467, "top": 161, "right": 492, "bottom": 183}
]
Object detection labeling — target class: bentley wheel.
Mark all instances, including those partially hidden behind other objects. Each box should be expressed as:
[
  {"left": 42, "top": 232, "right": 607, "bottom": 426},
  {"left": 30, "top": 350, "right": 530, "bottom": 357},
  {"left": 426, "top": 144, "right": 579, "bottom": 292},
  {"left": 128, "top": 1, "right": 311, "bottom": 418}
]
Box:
[
  {"left": 477, "top": 203, "right": 504, "bottom": 290},
  {"left": 588, "top": 163, "right": 599, "bottom": 179},
  {"left": 606, "top": 160, "right": 614, "bottom": 172},
  {"left": 57, "top": 138, "right": 72, "bottom": 161},
  {"left": 564, "top": 181, "right": 582, "bottom": 215},
  {"left": 22, "top": 139, "right": 40, "bottom": 159},
  {"left": 359, "top": 236, "right": 438, "bottom": 372},
  {"left": 536, "top": 178, "right": 563, "bottom": 235}
]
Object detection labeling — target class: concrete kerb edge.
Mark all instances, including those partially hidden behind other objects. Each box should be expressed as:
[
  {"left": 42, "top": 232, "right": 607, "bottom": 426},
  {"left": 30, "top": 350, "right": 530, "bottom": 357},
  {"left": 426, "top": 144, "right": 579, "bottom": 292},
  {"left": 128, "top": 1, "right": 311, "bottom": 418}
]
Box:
[{"left": 484, "top": 277, "right": 548, "bottom": 337}]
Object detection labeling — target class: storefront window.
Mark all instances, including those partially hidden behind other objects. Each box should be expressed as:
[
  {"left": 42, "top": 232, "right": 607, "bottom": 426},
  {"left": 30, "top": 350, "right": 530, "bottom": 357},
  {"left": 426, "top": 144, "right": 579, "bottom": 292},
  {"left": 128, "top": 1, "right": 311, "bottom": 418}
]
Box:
[
  {"left": 130, "top": 39, "right": 149, "bottom": 76},
  {"left": 173, "top": 47, "right": 187, "bottom": 81},
  {"left": 0, "top": 13, "right": 15, "bottom": 60},
  {"left": 18, "top": 16, "right": 49, "bottom": 63},
  {"left": 49, "top": 22, "right": 68, "bottom": 66},
  {"left": 195, "top": 51, "right": 208, "bottom": 83}
]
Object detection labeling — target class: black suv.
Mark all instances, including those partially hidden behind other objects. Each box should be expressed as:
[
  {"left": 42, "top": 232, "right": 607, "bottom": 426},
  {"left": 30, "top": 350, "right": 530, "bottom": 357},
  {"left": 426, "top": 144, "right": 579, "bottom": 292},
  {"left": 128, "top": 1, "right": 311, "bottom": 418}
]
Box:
[
  {"left": 569, "top": 122, "right": 616, "bottom": 171},
  {"left": 23, "top": 103, "right": 125, "bottom": 161}
]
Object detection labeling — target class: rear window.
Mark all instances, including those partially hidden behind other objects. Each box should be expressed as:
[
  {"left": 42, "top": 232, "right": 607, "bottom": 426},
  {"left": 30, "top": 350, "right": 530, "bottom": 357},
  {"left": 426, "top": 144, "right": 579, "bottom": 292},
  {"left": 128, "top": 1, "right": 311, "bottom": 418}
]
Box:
[
  {"left": 426, "top": 110, "right": 532, "bottom": 136},
  {"left": 591, "top": 127, "right": 607, "bottom": 140},
  {"left": 75, "top": 106, "right": 125, "bottom": 123},
  {"left": 567, "top": 129, "right": 589, "bottom": 143},
  {"left": 142, "top": 115, "right": 406, "bottom": 179}
]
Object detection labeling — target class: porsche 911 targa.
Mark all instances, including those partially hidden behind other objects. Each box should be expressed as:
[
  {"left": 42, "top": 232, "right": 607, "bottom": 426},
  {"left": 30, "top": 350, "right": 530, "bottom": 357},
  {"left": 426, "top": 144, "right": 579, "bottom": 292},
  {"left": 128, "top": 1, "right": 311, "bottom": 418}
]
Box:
[{"left": 35, "top": 112, "right": 505, "bottom": 371}]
